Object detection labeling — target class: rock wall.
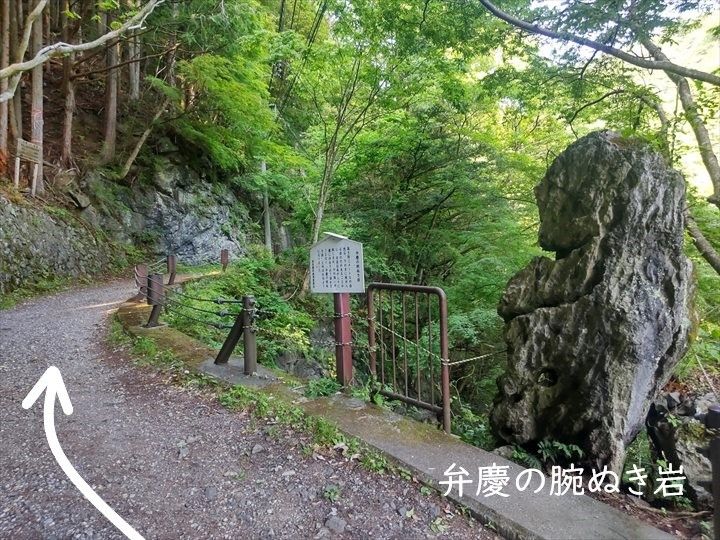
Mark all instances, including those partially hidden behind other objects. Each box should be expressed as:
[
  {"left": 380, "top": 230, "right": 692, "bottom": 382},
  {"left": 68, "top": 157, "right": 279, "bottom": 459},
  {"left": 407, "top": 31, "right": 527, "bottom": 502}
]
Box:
[
  {"left": 77, "top": 156, "right": 250, "bottom": 265},
  {"left": 491, "top": 131, "right": 694, "bottom": 471},
  {"left": 0, "top": 197, "right": 117, "bottom": 295},
  {"left": 1, "top": 151, "right": 254, "bottom": 296}
]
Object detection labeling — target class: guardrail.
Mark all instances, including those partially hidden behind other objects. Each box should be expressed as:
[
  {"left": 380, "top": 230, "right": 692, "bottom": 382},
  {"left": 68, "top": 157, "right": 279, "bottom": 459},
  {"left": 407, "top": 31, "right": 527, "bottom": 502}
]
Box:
[
  {"left": 132, "top": 250, "right": 259, "bottom": 374},
  {"left": 367, "top": 283, "right": 451, "bottom": 433}
]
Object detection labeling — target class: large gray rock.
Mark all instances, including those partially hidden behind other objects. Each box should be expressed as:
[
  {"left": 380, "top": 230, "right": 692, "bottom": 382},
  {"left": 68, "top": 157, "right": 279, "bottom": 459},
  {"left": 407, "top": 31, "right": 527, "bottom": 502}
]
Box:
[
  {"left": 647, "top": 392, "right": 715, "bottom": 505},
  {"left": 81, "top": 158, "right": 249, "bottom": 264},
  {"left": 491, "top": 131, "right": 694, "bottom": 471}
]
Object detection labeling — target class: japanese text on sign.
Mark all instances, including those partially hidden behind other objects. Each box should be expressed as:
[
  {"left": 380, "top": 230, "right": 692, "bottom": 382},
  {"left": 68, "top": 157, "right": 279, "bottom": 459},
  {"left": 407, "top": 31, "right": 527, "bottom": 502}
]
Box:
[
  {"left": 16, "top": 139, "right": 42, "bottom": 164},
  {"left": 310, "top": 234, "right": 365, "bottom": 294}
]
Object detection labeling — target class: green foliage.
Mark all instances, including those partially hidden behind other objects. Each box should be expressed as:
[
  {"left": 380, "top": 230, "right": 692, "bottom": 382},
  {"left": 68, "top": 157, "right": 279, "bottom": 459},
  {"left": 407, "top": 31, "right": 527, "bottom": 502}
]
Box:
[
  {"left": 678, "top": 198, "right": 720, "bottom": 383},
  {"left": 176, "top": 53, "right": 274, "bottom": 170},
  {"left": 451, "top": 403, "right": 496, "bottom": 450},
  {"left": 304, "top": 377, "right": 342, "bottom": 398},
  {"left": 164, "top": 248, "right": 316, "bottom": 361},
  {"left": 360, "top": 451, "right": 388, "bottom": 474},
  {"left": 536, "top": 440, "right": 584, "bottom": 464},
  {"left": 511, "top": 446, "right": 543, "bottom": 470},
  {"left": 323, "top": 485, "right": 341, "bottom": 502}
]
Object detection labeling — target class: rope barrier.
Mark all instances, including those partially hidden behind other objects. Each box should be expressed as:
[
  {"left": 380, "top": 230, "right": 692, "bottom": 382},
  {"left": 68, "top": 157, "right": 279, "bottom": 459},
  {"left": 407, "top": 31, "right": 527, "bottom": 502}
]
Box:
[
  {"left": 164, "top": 296, "right": 239, "bottom": 319},
  {"left": 374, "top": 320, "right": 443, "bottom": 362},
  {"left": 372, "top": 320, "right": 504, "bottom": 367},
  {"left": 164, "top": 303, "right": 234, "bottom": 330},
  {"left": 444, "top": 350, "right": 506, "bottom": 367},
  {"left": 144, "top": 276, "right": 241, "bottom": 305}
]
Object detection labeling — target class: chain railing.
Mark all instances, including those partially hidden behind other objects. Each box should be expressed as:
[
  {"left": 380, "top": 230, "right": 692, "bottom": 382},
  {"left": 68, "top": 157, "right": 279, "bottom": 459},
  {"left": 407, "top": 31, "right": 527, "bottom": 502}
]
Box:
[
  {"left": 133, "top": 260, "right": 505, "bottom": 436},
  {"left": 132, "top": 253, "right": 256, "bottom": 374}
]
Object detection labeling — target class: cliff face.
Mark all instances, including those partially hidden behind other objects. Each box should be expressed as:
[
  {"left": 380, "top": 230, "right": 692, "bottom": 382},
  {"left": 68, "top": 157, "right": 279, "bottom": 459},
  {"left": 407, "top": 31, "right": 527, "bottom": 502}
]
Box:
[
  {"left": 0, "top": 196, "right": 118, "bottom": 296},
  {"left": 1, "top": 151, "right": 254, "bottom": 297},
  {"left": 77, "top": 155, "right": 251, "bottom": 265}
]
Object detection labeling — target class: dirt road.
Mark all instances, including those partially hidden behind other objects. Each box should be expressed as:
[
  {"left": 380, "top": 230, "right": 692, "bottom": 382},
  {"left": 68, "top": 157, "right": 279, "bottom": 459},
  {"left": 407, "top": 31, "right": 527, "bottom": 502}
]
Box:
[{"left": 0, "top": 281, "right": 491, "bottom": 539}]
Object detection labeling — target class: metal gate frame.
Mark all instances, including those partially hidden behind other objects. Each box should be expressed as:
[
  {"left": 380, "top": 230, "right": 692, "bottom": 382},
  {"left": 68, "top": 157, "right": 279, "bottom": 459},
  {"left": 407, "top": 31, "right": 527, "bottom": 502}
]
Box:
[{"left": 367, "top": 282, "right": 450, "bottom": 433}]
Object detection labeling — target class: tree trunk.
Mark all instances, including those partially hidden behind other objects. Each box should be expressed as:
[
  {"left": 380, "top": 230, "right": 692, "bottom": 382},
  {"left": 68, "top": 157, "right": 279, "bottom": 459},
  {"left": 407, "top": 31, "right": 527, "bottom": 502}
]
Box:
[
  {"left": 127, "top": 29, "right": 140, "bottom": 100},
  {"left": 31, "top": 0, "right": 44, "bottom": 194},
  {"left": 9, "top": 0, "right": 21, "bottom": 140},
  {"left": 686, "top": 214, "right": 720, "bottom": 275},
  {"left": 118, "top": 99, "right": 166, "bottom": 179},
  {"left": 101, "top": 11, "right": 118, "bottom": 164},
  {"left": 311, "top": 166, "right": 333, "bottom": 244},
  {"left": 60, "top": 0, "right": 74, "bottom": 166},
  {"left": 125, "top": 0, "right": 140, "bottom": 101},
  {"left": 0, "top": 0, "right": 10, "bottom": 172},
  {"left": 643, "top": 39, "right": 720, "bottom": 209},
  {"left": 261, "top": 160, "right": 272, "bottom": 253}
]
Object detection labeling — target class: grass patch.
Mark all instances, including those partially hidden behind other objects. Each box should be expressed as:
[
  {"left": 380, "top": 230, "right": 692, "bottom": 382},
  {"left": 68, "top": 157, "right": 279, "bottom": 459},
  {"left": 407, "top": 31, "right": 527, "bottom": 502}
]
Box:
[
  {"left": 110, "top": 316, "right": 419, "bottom": 481},
  {"left": 304, "top": 377, "right": 342, "bottom": 398},
  {"left": 0, "top": 275, "right": 79, "bottom": 310}
]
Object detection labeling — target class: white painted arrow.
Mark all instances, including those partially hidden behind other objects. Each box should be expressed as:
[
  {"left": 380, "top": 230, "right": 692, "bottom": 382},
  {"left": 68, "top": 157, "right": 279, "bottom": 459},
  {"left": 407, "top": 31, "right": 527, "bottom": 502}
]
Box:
[{"left": 22, "top": 366, "right": 144, "bottom": 540}]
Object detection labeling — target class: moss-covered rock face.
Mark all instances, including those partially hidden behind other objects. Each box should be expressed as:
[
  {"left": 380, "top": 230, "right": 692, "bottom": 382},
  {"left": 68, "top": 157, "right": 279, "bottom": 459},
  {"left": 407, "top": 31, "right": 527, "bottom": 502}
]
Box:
[
  {"left": 79, "top": 156, "right": 250, "bottom": 265},
  {"left": 0, "top": 196, "right": 116, "bottom": 296},
  {"left": 0, "top": 151, "right": 253, "bottom": 296},
  {"left": 647, "top": 392, "right": 714, "bottom": 505}
]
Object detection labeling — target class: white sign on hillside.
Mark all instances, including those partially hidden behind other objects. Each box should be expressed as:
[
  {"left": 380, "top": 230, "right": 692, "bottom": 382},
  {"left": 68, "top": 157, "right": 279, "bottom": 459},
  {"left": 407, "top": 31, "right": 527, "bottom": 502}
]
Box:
[{"left": 309, "top": 233, "right": 365, "bottom": 294}]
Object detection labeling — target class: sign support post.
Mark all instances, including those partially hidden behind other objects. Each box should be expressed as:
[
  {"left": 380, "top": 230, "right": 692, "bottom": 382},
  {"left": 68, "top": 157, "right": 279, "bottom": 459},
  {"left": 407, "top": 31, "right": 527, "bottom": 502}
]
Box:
[
  {"left": 309, "top": 232, "right": 365, "bottom": 389},
  {"left": 334, "top": 292, "right": 352, "bottom": 387}
]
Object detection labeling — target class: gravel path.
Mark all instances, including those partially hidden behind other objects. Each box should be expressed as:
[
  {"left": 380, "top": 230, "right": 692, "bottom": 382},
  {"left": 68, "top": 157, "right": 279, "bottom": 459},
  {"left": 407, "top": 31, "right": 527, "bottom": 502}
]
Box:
[{"left": 0, "top": 281, "right": 494, "bottom": 539}]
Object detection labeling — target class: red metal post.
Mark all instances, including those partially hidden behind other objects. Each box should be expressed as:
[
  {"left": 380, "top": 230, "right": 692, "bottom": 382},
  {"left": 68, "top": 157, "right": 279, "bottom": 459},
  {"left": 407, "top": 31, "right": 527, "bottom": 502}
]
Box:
[
  {"left": 367, "top": 290, "right": 376, "bottom": 376},
  {"left": 334, "top": 292, "right": 353, "bottom": 387},
  {"left": 438, "top": 289, "right": 451, "bottom": 434}
]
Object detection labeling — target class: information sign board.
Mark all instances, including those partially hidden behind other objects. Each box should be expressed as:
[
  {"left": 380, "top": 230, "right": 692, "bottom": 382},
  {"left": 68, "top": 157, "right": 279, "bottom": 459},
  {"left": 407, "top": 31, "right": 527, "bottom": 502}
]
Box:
[{"left": 309, "top": 233, "right": 365, "bottom": 294}]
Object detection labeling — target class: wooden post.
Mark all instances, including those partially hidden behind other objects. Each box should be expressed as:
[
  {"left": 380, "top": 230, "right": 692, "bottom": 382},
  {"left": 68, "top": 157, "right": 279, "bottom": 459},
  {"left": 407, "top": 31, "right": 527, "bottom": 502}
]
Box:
[
  {"left": 243, "top": 295, "right": 257, "bottom": 375},
  {"left": 135, "top": 263, "right": 148, "bottom": 299},
  {"left": 31, "top": 163, "right": 38, "bottom": 196},
  {"left": 167, "top": 254, "right": 177, "bottom": 285},
  {"left": 144, "top": 273, "right": 163, "bottom": 328},
  {"left": 13, "top": 156, "right": 19, "bottom": 188},
  {"left": 334, "top": 292, "right": 352, "bottom": 387}
]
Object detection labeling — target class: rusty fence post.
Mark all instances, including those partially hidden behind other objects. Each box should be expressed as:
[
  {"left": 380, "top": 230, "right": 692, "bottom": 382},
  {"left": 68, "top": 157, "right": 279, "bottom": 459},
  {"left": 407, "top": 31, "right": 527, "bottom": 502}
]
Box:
[
  {"left": 221, "top": 249, "right": 229, "bottom": 272},
  {"left": 438, "top": 290, "right": 451, "bottom": 434},
  {"left": 144, "top": 274, "right": 164, "bottom": 328},
  {"left": 334, "top": 292, "right": 352, "bottom": 387},
  {"left": 367, "top": 290, "right": 376, "bottom": 376},
  {"left": 706, "top": 404, "right": 720, "bottom": 540},
  {"left": 135, "top": 263, "right": 148, "bottom": 299},
  {"left": 365, "top": 283, "right": 451, "bottom": 434},
  {"left": 214, "top": 295, "right": 257, "bottom": 375},
  {"left": 167, "top": 254, "right": 177, "bottom": 285},
  {"left": 215, "top": 310, "right": 243, "bottom": 365}
]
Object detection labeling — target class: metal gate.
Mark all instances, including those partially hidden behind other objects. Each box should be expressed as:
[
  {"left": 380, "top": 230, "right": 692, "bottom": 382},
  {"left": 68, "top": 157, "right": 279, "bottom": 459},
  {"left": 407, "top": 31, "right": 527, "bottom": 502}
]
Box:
[{"left": 367, "top": 283, "right": 450, "bottom": 433}]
